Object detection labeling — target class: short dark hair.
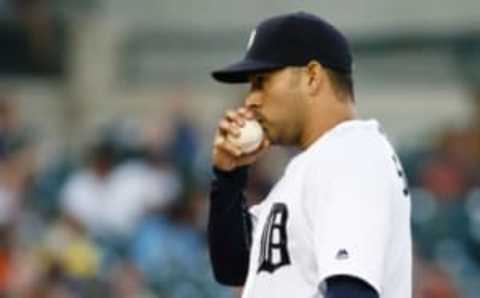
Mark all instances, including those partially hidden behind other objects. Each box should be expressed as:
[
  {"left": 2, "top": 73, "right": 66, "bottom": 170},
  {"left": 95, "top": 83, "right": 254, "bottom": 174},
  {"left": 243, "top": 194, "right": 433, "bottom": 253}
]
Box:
[{"left": 325, "top": 68, "right": 354, "bottom": 102}]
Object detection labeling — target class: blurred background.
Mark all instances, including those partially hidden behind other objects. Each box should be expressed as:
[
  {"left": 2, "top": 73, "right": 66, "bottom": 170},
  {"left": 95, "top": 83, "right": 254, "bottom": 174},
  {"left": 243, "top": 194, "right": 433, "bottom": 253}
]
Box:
[{"left": 0, "top": 0, "right": 480, "bottom": 297}]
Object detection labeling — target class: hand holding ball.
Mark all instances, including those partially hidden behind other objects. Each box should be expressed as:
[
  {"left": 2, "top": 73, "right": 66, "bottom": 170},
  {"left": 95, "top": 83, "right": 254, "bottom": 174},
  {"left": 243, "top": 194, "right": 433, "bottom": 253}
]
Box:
[{"left": 228, "top": 120, "right": 264, "bottom": 154}]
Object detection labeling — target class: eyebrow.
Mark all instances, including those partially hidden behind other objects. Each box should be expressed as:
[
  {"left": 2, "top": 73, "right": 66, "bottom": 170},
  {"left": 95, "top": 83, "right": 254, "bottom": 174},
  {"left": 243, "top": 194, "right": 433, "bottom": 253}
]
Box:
[
  {"left": 249, "top": 73, "right": 264, "bottom": 80},
  {"left": 250, "top": 72, "right": 270, "bottom": 82}
]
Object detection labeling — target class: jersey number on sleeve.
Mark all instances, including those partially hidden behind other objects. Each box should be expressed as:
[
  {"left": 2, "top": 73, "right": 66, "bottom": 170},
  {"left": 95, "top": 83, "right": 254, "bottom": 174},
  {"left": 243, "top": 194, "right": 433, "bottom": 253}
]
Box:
[
  {"left": 392, "top": 155, "right": 409, "bottom": 197},
  {"left": 257, "top": 203, "right": 291, "bottom": 274}
]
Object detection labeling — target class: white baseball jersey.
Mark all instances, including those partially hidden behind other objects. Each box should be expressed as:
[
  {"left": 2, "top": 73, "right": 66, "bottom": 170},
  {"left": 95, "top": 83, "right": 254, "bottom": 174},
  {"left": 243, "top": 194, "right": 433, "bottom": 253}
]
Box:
[{"left": 242, "top": 119, "right": 412, "bottom": 298}]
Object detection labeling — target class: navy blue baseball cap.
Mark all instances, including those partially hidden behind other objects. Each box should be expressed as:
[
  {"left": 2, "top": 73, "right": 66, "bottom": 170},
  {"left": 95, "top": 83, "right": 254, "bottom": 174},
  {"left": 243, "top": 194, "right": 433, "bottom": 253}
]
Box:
[{"left": 212, "top": 12, "right": 353, "bottom": 83}]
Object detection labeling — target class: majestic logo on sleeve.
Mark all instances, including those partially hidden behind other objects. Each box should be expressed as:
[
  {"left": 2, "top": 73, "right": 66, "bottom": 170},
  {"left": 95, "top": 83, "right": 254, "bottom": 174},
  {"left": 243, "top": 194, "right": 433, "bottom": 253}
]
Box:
[
  {"left": 335, "top": 249, "right": 349, "bottom": 260},
  {"left": 257, "top": 203, "right": 291, "bottom": 273}
]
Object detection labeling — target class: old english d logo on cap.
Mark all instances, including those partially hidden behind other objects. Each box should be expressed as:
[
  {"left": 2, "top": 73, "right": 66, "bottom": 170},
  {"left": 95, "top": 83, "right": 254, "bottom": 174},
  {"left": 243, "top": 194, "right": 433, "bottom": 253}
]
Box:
[{"left": 247, "top": 29, "right": 256, "bottom": 50}]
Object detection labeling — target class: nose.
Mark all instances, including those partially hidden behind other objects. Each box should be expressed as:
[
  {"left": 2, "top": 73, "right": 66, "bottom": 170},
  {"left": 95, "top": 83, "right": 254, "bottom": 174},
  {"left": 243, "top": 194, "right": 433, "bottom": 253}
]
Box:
[{"left": 245, "top": 90, "right": 262, "bottom": 110}]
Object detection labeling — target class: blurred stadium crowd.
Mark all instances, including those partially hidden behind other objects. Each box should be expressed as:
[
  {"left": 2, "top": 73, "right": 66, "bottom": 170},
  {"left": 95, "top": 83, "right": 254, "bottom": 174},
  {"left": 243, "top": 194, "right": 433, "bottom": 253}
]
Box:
[
  {"left": 1, "top": 90, "right": 480, "bottom": 298},
  {"left": 0, "top": 94, "right": 232, "bottom": 298},
  {"left": 1, "top": 0, "right": 480, "bottom": 298}
]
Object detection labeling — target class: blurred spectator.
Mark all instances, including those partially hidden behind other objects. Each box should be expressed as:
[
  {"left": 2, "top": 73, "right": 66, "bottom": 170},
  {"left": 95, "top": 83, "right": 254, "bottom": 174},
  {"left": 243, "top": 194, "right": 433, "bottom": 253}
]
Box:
[
  {"left": 60, "top": 142, "right": 116, "bottom": 237},
  {"left": 102, "top": 155, "right": 179, "bottom": 236},
  {"left": 0, "top": 95, "right": 19, "bottom": 157},
  {"left": 0, "top": 132, "right": 36, "bottom": 226},
  {"left": 0, "top": 225, "right": 13, "bottom": 295},
  {"left": 109, "top": 260, "right": 155, "bottom": 298},
  {"left": 163, "top": 97, "right": 201, "bottom": 188},
  {"left": 7, "top": 246, "right": 45, "bottom": 298},
  {"left": 60, "top": 137, "right": 182, "bottom": 278},
  {"left": 131, "top": 190, "right": 231, "bottom": 298},
  {"left": 408, "top": 122, "right": 480, "bottom": 298},
  {"left": 414, "top": 265, "right": 460, "bottom": 298},
  {"left": 170, "top": 114, "right": 199, "bottom": 180},
  {"left": 415, "top": 126, "right": 479, "bottom": 201},
  {"left": 42, "top": 216, "right": 99, "bottom": 281}
]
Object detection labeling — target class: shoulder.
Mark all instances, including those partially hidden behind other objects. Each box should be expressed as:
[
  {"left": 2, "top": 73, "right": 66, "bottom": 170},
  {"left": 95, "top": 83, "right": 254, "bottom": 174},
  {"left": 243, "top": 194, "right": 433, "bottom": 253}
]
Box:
[
  {"left": 309, "top": 120, "right": 391, "bottom": 169},
  {"left": 300, "top": 120, "right": 397, "bottom": 198}
]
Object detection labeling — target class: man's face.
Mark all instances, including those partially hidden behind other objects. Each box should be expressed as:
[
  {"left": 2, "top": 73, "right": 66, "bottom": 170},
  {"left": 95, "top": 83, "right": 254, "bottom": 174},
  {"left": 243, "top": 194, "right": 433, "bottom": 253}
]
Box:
[{"left": 245, "top": 67, "right": 306, "bottom": 146}]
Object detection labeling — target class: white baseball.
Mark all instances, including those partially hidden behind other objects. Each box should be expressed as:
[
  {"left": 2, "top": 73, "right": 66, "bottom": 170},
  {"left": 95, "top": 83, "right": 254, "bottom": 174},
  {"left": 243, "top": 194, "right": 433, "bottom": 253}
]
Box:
[{"left": 228, "top": 119, "right": 264, "bottom": 154}]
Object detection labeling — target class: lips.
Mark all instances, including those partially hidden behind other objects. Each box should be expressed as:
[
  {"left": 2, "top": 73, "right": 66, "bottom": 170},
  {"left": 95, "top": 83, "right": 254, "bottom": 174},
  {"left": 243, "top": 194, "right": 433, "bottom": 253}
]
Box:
[
  {"left": 256, "top": 117, "right": 265, "bottom": 129},
  {"left": 256, "top": 118, "right": 270, "bottom": 140}
]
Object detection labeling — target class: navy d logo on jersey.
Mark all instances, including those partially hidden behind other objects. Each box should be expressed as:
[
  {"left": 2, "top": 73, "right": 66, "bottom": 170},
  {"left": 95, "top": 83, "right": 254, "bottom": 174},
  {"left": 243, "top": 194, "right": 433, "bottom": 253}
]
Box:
[{"left": 257, "top": 203, "right": 291, "bottom": 273}]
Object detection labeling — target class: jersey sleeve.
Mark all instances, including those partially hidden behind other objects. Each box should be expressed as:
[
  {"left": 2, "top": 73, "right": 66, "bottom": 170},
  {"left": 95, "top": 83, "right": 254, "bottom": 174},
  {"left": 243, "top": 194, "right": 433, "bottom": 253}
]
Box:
[{"left": 305, "top": 150, "right": 393, "bottom": 295}]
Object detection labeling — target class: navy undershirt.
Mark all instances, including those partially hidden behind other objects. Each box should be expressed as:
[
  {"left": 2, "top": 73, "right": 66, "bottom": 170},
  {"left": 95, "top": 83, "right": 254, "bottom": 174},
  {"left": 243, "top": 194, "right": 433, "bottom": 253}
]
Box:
[{"left": 326, "top": 275, "right": 379, "bottom": 298}]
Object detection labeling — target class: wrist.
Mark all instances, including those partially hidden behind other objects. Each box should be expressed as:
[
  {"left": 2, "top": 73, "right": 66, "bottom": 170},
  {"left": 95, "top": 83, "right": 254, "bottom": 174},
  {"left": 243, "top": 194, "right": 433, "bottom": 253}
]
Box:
[{"left": 213, "top": 166, "right": 249, "bottom": 189}]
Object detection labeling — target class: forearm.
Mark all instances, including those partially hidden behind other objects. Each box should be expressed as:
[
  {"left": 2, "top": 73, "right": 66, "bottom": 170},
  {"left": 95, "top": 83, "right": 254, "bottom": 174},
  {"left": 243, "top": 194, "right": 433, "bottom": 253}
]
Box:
[{"left": 208, "top": 166, "right": 252, "bottom": 286}]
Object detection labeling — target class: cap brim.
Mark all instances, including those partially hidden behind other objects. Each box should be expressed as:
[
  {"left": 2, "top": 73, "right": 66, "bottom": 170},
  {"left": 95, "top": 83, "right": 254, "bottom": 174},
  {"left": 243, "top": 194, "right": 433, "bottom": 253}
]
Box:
[{"left": 212, "top": 59, "right": 283, "bottom": 83}]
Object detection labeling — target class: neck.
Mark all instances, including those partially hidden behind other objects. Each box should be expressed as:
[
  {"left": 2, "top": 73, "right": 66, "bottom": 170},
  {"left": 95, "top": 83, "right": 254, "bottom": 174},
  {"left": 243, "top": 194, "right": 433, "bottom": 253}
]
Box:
[{"left": 298, "top": 100, "right": 356, "bottom": 150}]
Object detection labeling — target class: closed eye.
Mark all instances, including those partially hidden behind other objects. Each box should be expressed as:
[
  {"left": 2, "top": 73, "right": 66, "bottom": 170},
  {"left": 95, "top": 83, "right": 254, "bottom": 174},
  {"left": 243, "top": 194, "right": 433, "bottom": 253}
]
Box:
[{"left": 250, "top": 74, "right": 266, "bottom": 91}]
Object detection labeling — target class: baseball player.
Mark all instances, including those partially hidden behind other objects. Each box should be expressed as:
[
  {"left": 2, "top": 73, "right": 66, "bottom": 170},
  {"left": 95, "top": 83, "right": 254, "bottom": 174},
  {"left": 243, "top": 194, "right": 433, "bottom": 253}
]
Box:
[{"left": 208, "top": 12, "right": 412, "bottom": 298}]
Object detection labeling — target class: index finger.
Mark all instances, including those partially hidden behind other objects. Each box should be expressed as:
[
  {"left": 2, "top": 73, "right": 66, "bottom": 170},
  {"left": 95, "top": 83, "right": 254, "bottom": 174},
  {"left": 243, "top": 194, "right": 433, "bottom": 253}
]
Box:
[{"left": 238, "top": 107, "right": 255, "bottom": 120}]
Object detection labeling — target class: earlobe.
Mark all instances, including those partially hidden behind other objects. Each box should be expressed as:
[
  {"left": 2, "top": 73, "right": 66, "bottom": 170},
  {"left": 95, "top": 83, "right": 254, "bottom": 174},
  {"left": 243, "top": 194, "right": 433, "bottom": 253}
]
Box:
[{"left": 306, "top": 61, "right": 323, "bottom": 96}]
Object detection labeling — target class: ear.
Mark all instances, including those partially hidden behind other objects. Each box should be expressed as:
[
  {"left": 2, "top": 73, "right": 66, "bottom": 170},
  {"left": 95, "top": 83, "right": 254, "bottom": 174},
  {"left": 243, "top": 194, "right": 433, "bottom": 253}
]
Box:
[{"left": 305, "top": 60, "right": 326, "bottom": 96}]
